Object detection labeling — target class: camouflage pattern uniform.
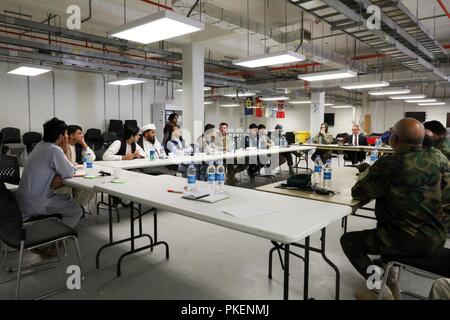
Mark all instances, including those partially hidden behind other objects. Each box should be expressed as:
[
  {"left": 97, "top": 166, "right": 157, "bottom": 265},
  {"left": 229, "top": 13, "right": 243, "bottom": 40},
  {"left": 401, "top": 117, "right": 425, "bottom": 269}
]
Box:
[
  {"left": 311, "top": 133, "right": 334, "bottom": 162},
  {"left": 340, "top": 146, "right": 447, "bottom": 279},
  {"left": 434, "top": 138, "right": 450, "bottom": 161}
]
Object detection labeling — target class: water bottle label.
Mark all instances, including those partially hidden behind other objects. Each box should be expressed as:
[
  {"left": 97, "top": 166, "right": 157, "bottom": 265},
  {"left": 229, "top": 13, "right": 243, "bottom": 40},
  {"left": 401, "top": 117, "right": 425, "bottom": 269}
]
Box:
[
  {"left": 216, "top": 173, "right": 224, "bottom": 182},
  {"left": 188, "top": 175, "right": 196, "bottom": 184},
  {"left": 314, "top": 165, "right": 322, "bottom": 173},
  {"left": 86, "top": 162, "right": 93, "bottom": 169},
  {"left": 150, "top": 150, "right": 156, "bottom": 160},
  {"left": 324, "top": 172, "right": 332, "bottom": 180},
  {"left": 207, "top": 173, "right": 215, "bottom": 182}
]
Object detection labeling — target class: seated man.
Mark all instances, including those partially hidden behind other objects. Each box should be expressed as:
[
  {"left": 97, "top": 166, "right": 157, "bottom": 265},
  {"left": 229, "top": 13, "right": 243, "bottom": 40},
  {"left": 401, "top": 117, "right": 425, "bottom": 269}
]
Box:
[
  {"left": 216, "top": 122, "right": 247, "bottom": 185},
  {"left": 18, "top": 118, "right": 82, "bottom": 258},
  {"left": 61, "top": 125, "right": 96, "bottom": 210},
  {"left": 340, "top": 118, "right": 447, "bottom": 300},
  {"left": 165, "top": 125, "right": 193, "bottom": 177},
  {"left": 244, "top": 123, "right": 261, "bottom": 179},
  {"left": 138, "top": 123, "right": 164, "bottom": 158},
  {"left": 103, "top": 126, "right": 146, "bottom": 161},
  {"left": 424, "top": 120, "right": 450, "bottom": 160},
  {"left": 197, "top": 124, "right": 217, "bottom": 154},
  {"left": 65, "top": 125, "right": 96, "bottom": 164},
  {"left": 343, "top": 124, "right": 368, "bottom": 164}
]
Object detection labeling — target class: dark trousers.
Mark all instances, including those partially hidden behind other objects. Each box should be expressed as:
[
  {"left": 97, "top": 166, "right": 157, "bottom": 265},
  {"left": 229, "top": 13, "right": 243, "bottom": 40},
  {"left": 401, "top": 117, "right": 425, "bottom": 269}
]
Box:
[
  {"left": 343, "top": 151, "right": 366, "bottom": 164},
  {"left": 279, "top": 152, "right": 294, "bottom": 166},
  {"left": 311, "top": 150, "right": 332, "bottom": 163},
  {"left": 340, "top": 228, "right": 441, "bottom": 279}
]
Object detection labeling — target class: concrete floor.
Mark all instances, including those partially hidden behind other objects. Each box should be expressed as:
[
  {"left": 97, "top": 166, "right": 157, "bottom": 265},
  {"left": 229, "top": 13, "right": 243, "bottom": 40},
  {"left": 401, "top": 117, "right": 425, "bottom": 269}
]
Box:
[{"left": 0, "top": 155, "right": 446, "bottom": 300}]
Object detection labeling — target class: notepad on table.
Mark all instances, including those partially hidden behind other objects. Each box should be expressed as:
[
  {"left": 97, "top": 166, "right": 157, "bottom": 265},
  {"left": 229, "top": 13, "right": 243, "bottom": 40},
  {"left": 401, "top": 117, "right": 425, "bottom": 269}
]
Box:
[{"left": 217, "top": 203, "right": 277, "bottom": 219}]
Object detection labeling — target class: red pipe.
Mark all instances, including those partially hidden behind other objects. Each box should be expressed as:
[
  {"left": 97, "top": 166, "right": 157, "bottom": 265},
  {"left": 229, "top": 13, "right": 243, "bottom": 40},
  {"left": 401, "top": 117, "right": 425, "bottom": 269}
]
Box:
[
  {"left": 269, "top": 62, "right": 321, "bottom": 71},
  {"left": 140, "top": 0, "right": 174, "bottom": 11},
  {"left": 437, "top": 0, "right": 450, "bottom": 19},
  {"left": 444, "top": 43, "right": 450, "bottom": 49},
  {"left": 352, "top": 53, "right": 385, "bottom": 60}
]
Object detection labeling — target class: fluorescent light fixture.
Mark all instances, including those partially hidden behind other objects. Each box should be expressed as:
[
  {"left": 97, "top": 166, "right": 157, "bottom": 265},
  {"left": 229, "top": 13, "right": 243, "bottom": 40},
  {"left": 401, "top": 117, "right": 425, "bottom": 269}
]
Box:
[
  {"left": 289, "top": 100, "right": 311, "bottom": 104},
  {"left": 110, "top": 10, "right": 204, "bottom": 44},
  {"left": 204, "top": 101, "right": 214, "bottom": 105},
  {"left": 368, "top": 89, "right": 410, "bottom": 96},
  {"left": 8, "top": 64, "right": 52, "bottom": 77},
  {"left": 389, "top": 94, "right": 426, "bottom": 100},
  {"left": 340, "top": 81, "right": 390, "bottom": 90},
  {"left": 223, "top": 92, "right": 256, "bottom": 97},
  {"left": 298, "top": 69, "right": 357, "bottom": 82},
  {"left": 107, "top": 78, "right": 147, "bottom": 86},
  {"left": 220, "top": 104, "right": 240, "bottom": 107},
  {"left": 175, "top": 87, "right": 211, "bottom": 92},
  {"left": 260, "top": 96, "right": 290, "bottom": 101},
  {"left": 332, "top": 105, "right": 353, "bottom": 109},
  {"left": 404, "top": 99, "right": 437, "bottom": 103},
  {"left": 418, "top": 102, "right": 446, "bottom": 106},
  {"left": 233, "top": 51, "right": 305, "bottom": 68},
  {"left": 325, "top": 103, "right": 335, "bottom": 106}
]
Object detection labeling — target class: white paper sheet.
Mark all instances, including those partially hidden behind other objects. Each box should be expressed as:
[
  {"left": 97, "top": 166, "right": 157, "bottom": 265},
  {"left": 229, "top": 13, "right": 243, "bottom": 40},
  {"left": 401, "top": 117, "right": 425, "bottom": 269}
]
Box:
[{"left": 217, "top": 203, "right": 278, "bottom": 219}]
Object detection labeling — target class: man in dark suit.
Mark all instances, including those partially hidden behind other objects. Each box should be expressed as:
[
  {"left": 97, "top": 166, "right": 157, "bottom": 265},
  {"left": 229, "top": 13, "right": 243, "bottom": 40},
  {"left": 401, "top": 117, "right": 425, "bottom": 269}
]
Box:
[{"left": 344, "top": 124, "right": 368, "bottom": 164}]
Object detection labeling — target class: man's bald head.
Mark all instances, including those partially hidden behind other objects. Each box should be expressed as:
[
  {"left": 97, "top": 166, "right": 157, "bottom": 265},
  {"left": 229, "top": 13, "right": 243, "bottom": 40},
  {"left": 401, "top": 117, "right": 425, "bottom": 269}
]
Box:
[{"left": 390, "top": 118, "right": 425, "bottom": 148}]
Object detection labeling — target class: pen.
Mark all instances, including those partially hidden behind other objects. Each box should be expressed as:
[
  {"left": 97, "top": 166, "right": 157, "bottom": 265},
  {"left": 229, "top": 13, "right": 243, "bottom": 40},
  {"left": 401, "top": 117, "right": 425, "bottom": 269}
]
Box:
[{"left": 167, "top": 188, "right": 183, "bottom": 194}]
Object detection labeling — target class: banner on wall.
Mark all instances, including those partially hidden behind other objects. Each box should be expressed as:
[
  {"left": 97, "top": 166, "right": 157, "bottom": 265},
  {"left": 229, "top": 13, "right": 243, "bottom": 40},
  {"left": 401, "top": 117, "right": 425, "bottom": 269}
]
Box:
[
  {"left": 244, "top": 97, "right": 254, "bottom": 115},
  {"left": 276, "top": 100, "right": 285, "bottom": 119},
  {"left": 255, "top": 97, "right": 263, "bottom": 117}
]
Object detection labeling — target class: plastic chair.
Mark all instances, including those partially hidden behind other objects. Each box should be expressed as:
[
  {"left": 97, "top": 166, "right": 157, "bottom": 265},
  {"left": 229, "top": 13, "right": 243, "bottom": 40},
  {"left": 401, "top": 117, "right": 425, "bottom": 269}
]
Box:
[
  {"left": 85, "top": 129, "right": 103, "bottom": 150},
  {"left": 0, "top": 155, "right": 20, "bottom": 185},
  {"left": 22, "top": 132, "right": 42, "bottom": 154}
]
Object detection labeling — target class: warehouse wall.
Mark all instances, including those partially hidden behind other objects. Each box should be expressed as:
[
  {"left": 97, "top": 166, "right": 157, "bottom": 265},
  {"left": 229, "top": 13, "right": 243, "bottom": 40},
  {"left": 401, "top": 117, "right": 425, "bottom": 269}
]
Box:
[{"left": 0, "top": 62, "right": 449, "bottom": 139}]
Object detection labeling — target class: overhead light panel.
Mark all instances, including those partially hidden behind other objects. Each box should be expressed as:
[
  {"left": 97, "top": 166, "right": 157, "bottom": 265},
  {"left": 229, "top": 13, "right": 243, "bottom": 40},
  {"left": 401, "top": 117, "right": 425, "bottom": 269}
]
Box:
[
  {"left": 340, "top": 81, "right": 390, "bottom": 90},
  {"left": 204, "top": 101, "right": 214, "bottom": 105},
  {"left": 233, "top": 51, "right": 305, "bottom": 68},
  {"left": 223, "top": 92, "right": 256, "bottom": 97},
  {"left": 260, "top": 96, "right": 290, "bottom": 101},
  {"left": 418, "top": 102, "right": 446, "bottom": 106},
  {"left": 404, "top": 99, "right": 437, "bottom": 103},
  {"left": 332, "top": 105, "right": 353, "bottom": 109},
  {"left": 389, "top": 95, "right": 426, "bottom": 100},
  {"left": 289, "top": 100, "right": 311, "bottom": 105},
  {"left": 325, "top": 103, "right": 335, "bottom": 106},
  {"left": 8, "top": 64, "right": 52, "bottom": 77},
  {"left": 298, "top": 69, "right": 357, "bottom": 82},
  {"left": 176, "top": 87, "right": 211, "bottom": 92},
  {"left": 107, "top": 78, "right": 147, "bottom": 86},
  {"left": 220, "top": 104, "right": 241, "bottom": 107},
  {"left": 110, "top": 10, "right": 204, "bottom": 44},
  {"left": 368, "top": 89, "right": 410, "bottom": 96}
]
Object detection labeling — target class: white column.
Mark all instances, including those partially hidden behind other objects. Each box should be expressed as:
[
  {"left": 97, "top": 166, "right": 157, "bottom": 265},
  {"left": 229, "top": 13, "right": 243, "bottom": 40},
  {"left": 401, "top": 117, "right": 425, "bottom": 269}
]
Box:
[
  {"left": 310, "top": 92, "right": 325, "bottom": 133},
  {"left": 182, "top": 43, "right": 205, "bottom": 146}
]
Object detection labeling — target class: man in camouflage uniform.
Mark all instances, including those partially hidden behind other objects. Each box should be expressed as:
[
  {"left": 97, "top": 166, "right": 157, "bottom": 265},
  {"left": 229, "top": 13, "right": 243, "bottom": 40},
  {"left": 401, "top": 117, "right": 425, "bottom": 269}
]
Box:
[
  {"left": 340, "top": 118, "right": 447, "bottom": 299},
  {"left": 424, "top": 120, "right": 450, "bottom": 160}
]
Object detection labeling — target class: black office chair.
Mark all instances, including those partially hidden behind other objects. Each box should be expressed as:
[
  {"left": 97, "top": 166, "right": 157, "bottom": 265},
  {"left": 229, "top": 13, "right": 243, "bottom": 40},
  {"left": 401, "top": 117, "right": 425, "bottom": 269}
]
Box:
[
  {"left": 108, "top": 120, "right": 123, "bottom": 138},
  {"left": 0, "top": 181, "right": 83, "bottom": 300},
  {"left": 0, "top": 155, "right": 20, "bottom": 185},
  {"left": 102, "top": 132, "right": 119, "bottom": 149},
  {"left": 379, "top": 248, "right": 450, "bottom": 300},
  {"left": 124, "top": 120, "right": 138, "bottom": 129},
  {"left": 22, "top": 132, "right": 42, "bottom": 154},
  {"left": 84, "top": 129, "right": 103, "bottom": 151},
  {"left": 285, "top": 132, "right": 295, "bottom": 145},
  {"left": 1, "top": 127, "right": 23, "bottom": 155}
]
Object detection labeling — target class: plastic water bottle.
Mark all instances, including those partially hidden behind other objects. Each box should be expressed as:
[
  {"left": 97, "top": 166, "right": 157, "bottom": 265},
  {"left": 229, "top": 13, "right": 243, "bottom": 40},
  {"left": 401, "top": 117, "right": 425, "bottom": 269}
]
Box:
[
  {"left": 323, "top": 159, "right": 332, "bottom": 191},
  {"left": 215, "top": 161, "right": 225, "bottom": 193},
  {"left": 313, "top": 156, "right": 323, "bottom": 188},
  {"left": 281, "top": 136, "right": 287, "bottom": 147},
  {"left": 370, "top": 148, "right": 379, "bottom": 165},
  {"left": 84, "top": 153, "right": 93, "bottom": 175},
  {"left": 187, "top": 162, "right": 196, "bottom": 191},
  {"left": 159, "top": 147, "right": 166, "bottom": 159},
  {"left": 207, "top": 161, "right": 216, "bottom": 192},
  {"left": 375, "top": 138, "right": 382, "bottom": 148},
  {"left": 149, "top": 146, "right": 156, "bottom": 161}
]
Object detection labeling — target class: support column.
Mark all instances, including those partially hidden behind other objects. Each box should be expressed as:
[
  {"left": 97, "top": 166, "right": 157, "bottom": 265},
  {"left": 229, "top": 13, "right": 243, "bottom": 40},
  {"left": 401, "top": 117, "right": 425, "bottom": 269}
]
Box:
[
  {"left": 182, "top": 43, "right": 205, "bottom": 146},
  {"left": 310, "top": 92, "right": 325, "bottom": 134},
  {"left": 362, "top": 91, "right": 371, "bottom": 134}
]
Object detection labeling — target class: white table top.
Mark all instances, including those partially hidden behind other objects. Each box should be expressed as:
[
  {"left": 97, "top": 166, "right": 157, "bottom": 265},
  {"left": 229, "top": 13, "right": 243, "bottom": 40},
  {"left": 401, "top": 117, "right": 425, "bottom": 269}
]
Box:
[
  {"left": 302, "top": 143, "right": 394, "bottom": 153},
  {"left": 95, "top": 145, "right": 313, "bottom": 170},
  {"left": 93, "top": 174, "right": 350, "bottom": 244}
]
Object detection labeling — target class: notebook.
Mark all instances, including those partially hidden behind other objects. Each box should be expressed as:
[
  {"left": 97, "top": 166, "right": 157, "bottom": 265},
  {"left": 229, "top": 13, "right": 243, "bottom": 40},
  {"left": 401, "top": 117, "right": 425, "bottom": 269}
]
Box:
[{"left": 197, "top": 193, "right": 230, "bottom": 203}]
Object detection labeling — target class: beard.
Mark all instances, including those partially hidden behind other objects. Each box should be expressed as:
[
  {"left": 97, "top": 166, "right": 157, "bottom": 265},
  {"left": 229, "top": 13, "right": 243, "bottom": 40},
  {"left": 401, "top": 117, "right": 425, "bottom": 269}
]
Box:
[{"left": 148, "top": 136, "right": 156, "bottom": 144}]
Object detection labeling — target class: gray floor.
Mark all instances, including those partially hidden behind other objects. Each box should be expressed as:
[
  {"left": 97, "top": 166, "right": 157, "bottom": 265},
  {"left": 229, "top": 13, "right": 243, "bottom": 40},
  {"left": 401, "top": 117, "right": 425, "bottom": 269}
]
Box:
[{"left": 0, "top": 155, "right": 446, "bottom": 300}]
